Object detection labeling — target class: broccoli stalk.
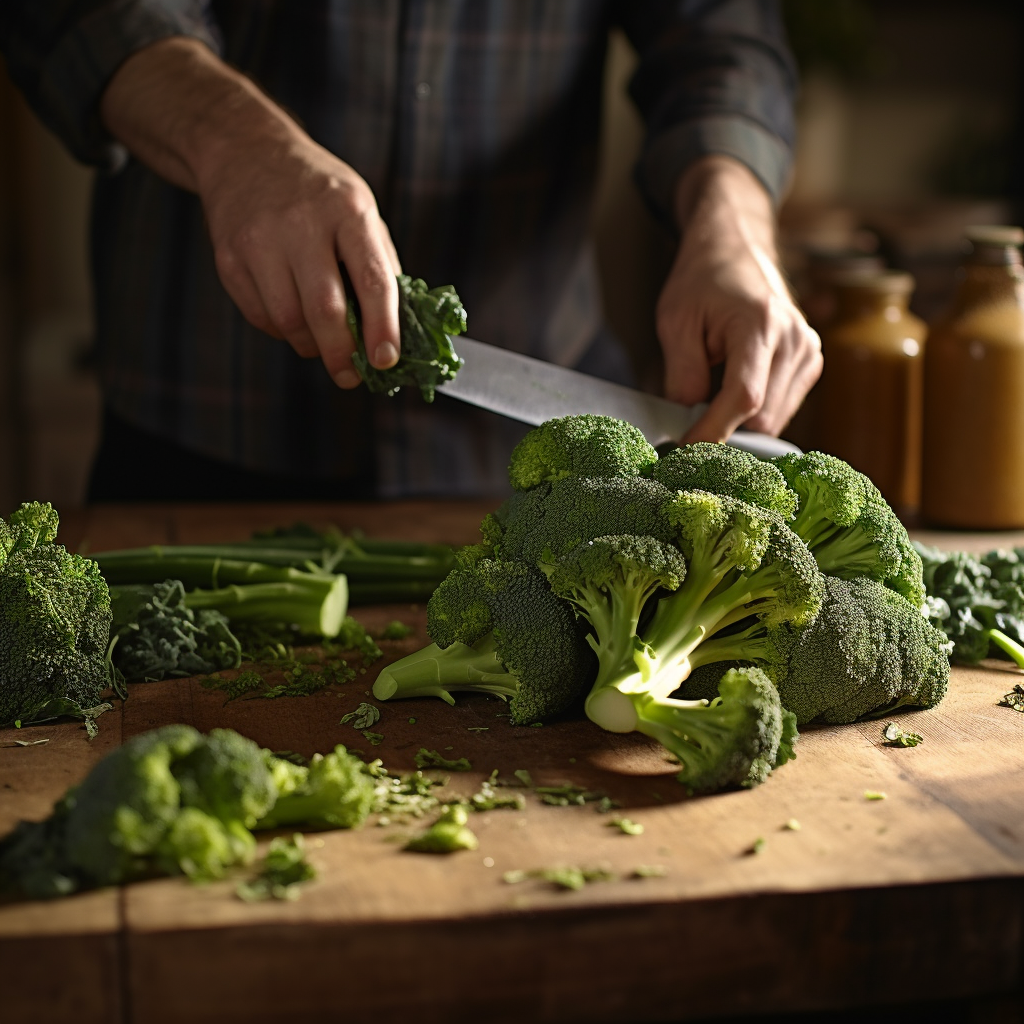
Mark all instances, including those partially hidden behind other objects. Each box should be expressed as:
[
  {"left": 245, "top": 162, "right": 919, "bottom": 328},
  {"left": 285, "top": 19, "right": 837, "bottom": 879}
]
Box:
[{"left": 985, "top": 628, "right": 1024, "bottom": 669}]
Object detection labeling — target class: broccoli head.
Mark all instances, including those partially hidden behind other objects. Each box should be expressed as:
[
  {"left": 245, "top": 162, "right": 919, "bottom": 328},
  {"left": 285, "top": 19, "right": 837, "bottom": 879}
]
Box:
[
  {"left": 648, "top": 443, "right": 798, "bottom": 519},
  {"left": 0, "top": 503, "right": 113, "bottom": 727},
  {"left": 373, "top": 558, "right": 595, "bottom": 724},
  {"left": 770, "top": 575, "right": 952, "bottom": 725},
  {"left": 507, "top": 414, "right": 658, "bottom": 491}
]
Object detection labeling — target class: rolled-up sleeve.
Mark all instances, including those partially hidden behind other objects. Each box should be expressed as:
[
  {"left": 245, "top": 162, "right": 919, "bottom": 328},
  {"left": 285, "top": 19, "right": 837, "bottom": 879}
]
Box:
[
  {"left": 616, "top": 0, "right": 798, "bottom": 221},
  {"left": 0, "top": 1, "right": 220, "bottom": 169}
]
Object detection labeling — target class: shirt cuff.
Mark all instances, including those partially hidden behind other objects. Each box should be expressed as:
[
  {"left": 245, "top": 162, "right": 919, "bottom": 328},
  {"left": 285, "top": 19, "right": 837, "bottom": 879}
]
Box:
[
  {"left": 35, "top": 3, "right": 221, "bottom": 170},
  {"left": 636, "top": 115, "right": 793, "bottom": 227}
]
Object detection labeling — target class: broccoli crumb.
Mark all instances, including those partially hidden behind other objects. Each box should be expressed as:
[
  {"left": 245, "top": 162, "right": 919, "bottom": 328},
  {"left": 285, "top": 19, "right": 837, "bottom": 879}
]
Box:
[
  {"left": 864, "top": 790, "right": 888, "bottom": 801},
  {"left": 340, "top": 702, "right": 380, "bottom": 730},
  {"left": 414, "top": 748, "right": 472, "bottom": 771},
  {"left": 999, "top": 683, "right": 1024, "bottom": 714},
  {"left": 631, "top": 864, "right": 667, "bottom": 878},
  {"left": 379, "top": 620, "right": 414, "bottom": 640},
  {"left": 783, "top": 818, "right": 801, "bottom": 831},
  {"left": 745, "top": 837, "right": 766, "bottom": 856},
  {"left": 503, "top": 865, "right": 615, "bottom": 891},
  {"left": 882, "top": 722, "right": 924, "bottom": 747},
  {"left": 607, "top": 818, "right": 644, "bottom": 835}
]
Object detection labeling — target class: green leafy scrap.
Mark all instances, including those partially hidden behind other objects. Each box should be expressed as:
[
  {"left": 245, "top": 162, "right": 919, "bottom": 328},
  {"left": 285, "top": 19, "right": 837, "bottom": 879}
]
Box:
[
  {"left": 414, "top": 748, "right": 472, "bottom": 772},
  {"left": 1000, "top": 683, "right": 1024, "bottom": 713},
  {"left": 341, "top": 702, "right": 381, "bottom": 730},
  {"left": 236, "top": 834, "right": 316, "bottom": 902},
  {"left": 881, "top": 722, "right": 924, "bottom": 747}
]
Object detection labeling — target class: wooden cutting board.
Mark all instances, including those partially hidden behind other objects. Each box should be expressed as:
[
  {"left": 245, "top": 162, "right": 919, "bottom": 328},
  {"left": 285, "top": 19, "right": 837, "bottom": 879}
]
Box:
[{"left": 1, "top": 503, "right": 1023, "bottom": 1024}]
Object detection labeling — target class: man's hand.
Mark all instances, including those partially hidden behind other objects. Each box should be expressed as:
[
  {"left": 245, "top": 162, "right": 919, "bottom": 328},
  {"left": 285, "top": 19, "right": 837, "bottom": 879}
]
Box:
[
  {"left": 100, "top": 36, "right": 400, "bottom": 388},
  {"left": 656, "top": 155, "right": 821, "bottom": 443}
]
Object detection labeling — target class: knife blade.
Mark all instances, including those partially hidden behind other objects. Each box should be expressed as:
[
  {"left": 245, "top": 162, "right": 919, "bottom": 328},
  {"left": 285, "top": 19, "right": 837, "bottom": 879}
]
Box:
[{"left": 437, "top": 336, "right": 800, "bottom": 460}]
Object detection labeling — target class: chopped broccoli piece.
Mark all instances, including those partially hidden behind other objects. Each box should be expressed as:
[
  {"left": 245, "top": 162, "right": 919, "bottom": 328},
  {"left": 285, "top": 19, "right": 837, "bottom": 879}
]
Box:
[
  {"left": 413, "top": 748, "right": 472, "bottom": 772},
  {"left": 348, "top": 273, "right": 466, "bottom": 401},
  {"left": 607, "top": 818, "right": 644, "bottom": 835},
  {"left": 236, "top": 834, "right": 317, "bottom": 902},
  {"left": 882, "top": 722, "right": 924, "bottom": 747},
  {"left": 999, "top": 683, "right": 1024, "bottom": 714},
  {"left": 507, "top": 413, "right": 658, "bottom": 491},
  {"left": 0, "top": 502, "right": 114, "bottom": 727},
  {"left": 404, "top": 805, "right": 479, "bottom": 853}
]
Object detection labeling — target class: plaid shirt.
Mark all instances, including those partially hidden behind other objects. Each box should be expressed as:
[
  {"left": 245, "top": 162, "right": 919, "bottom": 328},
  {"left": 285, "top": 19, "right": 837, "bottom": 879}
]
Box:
[{"left": 2, "top": 1, "right": 796, "bottom": 497}]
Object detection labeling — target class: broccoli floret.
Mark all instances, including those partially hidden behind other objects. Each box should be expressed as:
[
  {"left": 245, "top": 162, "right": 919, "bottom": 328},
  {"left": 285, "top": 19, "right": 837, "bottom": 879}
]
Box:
[
  {"left": 648, "top": 443, "right": 798, "bottom": 519},
  {"left": 255, "top": 745, "right": 375, "bottom": 830},
  {"left": 0, "top": 727, "right": 374, "bottom": 899},
  {"left": 348, "top": 273, "right": 466, "bottom": 401},
  {"left": 772, "top": 452, "right": 925, "bottom": 606},
  {"left": 109, "top": 580, "right": 242, "bottom": 682},
  {"left": 507, "top": 414, "right": 658, "bottom": 491},
  {"left": 0, "top": 502, "right": 113, "bottom": 727},
  {"left": 627, "top": 666, "right": 795, "bottom": 792},
  {"left": 404, "top": 804, "right": 479, "bottom": 853},
  {"left": 573, "top": 492, "right": 818, "bottom": 788},
  {"left": 372, "top": 559, "right": 595, "bottom": 724},
  {"left": 770, "top": 575, "right": 952, "bottom": 725},
  {"left": 546, "top": 534, "right": 686, "bottom": 695}
]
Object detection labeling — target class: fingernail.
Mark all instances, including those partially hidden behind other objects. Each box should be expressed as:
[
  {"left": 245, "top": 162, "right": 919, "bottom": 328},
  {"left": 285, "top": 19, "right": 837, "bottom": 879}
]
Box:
[
  {"left": 333, "top": 368, "right": 361, "bottom": 389},
  {"left": 375, "top": 342, "right": 399, "bottom": 368}
]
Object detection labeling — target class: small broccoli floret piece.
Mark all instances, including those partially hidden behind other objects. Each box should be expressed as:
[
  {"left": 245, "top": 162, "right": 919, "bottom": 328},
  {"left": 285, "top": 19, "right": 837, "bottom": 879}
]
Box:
[
  {"left": 624, "top": 666, "right": 794, "bottom": 792},
  {"left": 773, "top": 451, "right": 925, "bottom": 607},
  {"left": 348, "top": 273, "right": 466, "bottom": 401},
  {"left": 373, "top": 559, "right": 595, "bottom": 724},
  {"left": 0, "top": 503, "right": 114, "bottom": 726},
  {"left": 498, "top": 475, "right": 677, "bottom": 565},
  {"left": 507, "top": 414, "right": 658, "bottom": 491},
  {"left": 648, "top": 443, "right": 798, "bottom": 518},
  {"left": 772, "top": 575, "right": 951, "bottom": 725},
  {"left": 405, "top": 804, "right": 479, "bottom": 853},
  {"left": 255, "top": 745, "right": 375, "bottom": 831}
]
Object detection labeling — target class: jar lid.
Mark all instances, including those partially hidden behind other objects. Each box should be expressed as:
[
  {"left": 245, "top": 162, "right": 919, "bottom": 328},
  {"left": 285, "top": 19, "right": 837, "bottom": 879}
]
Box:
[
  {"left": 964, "top": 225, "right": 1024, "bottom": 247},
  {"left": 829, "top": 269, "right": 915, "bottom": 293}
]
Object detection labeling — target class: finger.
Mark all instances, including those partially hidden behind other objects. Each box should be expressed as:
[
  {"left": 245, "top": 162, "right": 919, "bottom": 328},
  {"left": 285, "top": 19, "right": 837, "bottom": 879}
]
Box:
[
  {"left": 289, "top": 243, "right": 363, "bottom": 386},
  {"left": 744, "top": 325, "right": 822, "bottom": 435},
  {"left": 657, "top": 306, "right": 713, "bottom": 408},
  {"left": 243, "top": 247, "right": 325, "bottom": 359},
  {"left": 338, "top": 221, "right": 401, "bottom": 370},
  {"left": 680, "top": 335, "right": 773, "bottom": 444}
]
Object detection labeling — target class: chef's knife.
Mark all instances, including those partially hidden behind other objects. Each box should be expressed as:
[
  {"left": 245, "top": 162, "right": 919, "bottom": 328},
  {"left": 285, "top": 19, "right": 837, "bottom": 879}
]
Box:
[{"left": 437, "top": 336, "right": 800, "bottom": 460}]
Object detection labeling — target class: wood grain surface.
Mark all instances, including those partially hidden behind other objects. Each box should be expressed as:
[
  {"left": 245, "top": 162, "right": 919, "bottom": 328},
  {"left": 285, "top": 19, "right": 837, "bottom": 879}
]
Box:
[{"left": 2, "top": 503, "right": 1023, "bottom": 1024}]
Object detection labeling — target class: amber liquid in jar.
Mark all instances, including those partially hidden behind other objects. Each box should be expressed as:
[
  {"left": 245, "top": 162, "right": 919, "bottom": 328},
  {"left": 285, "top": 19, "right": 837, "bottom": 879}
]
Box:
[
  {"left": 817, "top": 270, "right": 926, "bottom": 519},
  {"left": 921, "top": 226, "right": 1024, "bottom": 528}
]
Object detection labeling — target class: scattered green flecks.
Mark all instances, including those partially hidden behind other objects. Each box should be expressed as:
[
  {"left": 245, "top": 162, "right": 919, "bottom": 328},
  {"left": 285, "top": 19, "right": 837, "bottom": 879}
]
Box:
[
  {"left": 470, "top": 771, "right": 527, "bottom": 812},
  {"left": 882, "top": 722, "right": 924, "bottom": 747},
  {"left": 631, "top": 865, "right": 667, "bottom": 879},
  {"left": 371, "top": 764, "right": 442, "bottom": 821},
  {"left": 607, "top": 818, "right": 644, "bottom": 836},
  {"left": 783, "top": 818, "right": 802, "bottom": 831},
  {"left": 864, "top": 790, "right": 888, "bottom": 801},
  {"left": 414, "top": 748, "right": 472, "bottom": 772},
  {"left": 529, "top": 722, "right": 543, "bottom": 728},
  {"left": 503, "top": 865, "right": 615, "bottom": 891},
  {"left": 1000, "top": 683, "right": 1024, "bottom": 714},
  {"left": 513, "top": 769, "right": 534, "bottom": 788},
  {"left": 536, "top": 783, "right": 607, "bottom": 807},
  {"left": 745, "top": 837, "right": 766, "bottom": 856},
  {"left": 595, "top": 796, "right": 622, "bottom": 814},
  {"left": 408, "top": 718, "right": 417, "bottom": 724},
  {"left": 361, "top": 730, "right": 384, "bottom": 746},
  {"left": 466, "top": 726, "right": 489, "bottom": 732},
  {"left": 340, "top": 702, "right": 380, "bottom": 730},
  {"left": 236, "top": 834, "right": 316, "bottom": 902},
  {"left": 405, "top": 805, "right": 479, "bottom": 853},
  {"left": 82, "top": 702, "right": 114, "bottom": 740}
]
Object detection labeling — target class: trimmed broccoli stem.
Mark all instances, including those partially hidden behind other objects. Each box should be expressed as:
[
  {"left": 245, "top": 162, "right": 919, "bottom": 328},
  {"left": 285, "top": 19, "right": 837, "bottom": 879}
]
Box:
[
  {"left": 633, "top": 693, "right": 735, "bottom": 764},
  {"left": 791, "top": 509, "right": 844, "bottom": 551},
  {"left": 807, "top": 530, "right": 881, "bottom": 577},
  {"left": 184, "top": 576, "right": 348, "bottom": 638},
  {"left": 986, "top": 628, "right": 1024, "bottom": 669},
  {"left": 688, "top": 619, "right": 774, "bottom": 670},
  {"left": 372, "top": 635, "right": 516, "bottom": 705}
]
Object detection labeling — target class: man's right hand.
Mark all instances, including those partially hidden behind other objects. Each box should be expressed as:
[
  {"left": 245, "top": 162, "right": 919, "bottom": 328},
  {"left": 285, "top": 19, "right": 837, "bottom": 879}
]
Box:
[{"left": 100, "top": 36, "right": 400, "bottom": 389}]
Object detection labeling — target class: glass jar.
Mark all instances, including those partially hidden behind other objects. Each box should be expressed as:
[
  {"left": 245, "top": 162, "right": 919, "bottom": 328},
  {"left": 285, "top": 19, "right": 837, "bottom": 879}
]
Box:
[
  {"left": 921, "top": 225, "right": 1024, "bottom": 528},
  {"left": 816, "top": 270, "right": 926, "bottom": 519}
]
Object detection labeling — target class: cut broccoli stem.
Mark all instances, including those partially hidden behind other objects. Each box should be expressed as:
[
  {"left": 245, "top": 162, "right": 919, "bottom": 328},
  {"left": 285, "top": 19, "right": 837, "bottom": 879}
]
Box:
[
  {"left": 184, "top": 576, "right": 348, "bottom": 639},
  {"left": 372, "top": 635, "right": 516, "bottom": 705},
  {"left": 986, "top": 628, "right": 1024, "bottom": 669}
]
